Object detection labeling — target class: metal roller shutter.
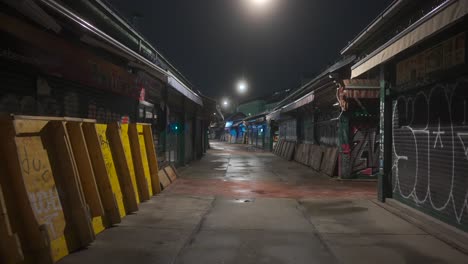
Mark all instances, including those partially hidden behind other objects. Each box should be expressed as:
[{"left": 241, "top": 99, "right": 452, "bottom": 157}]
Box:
[
  {"left": 0, "top": 67, "right": 38, "bottom": 115},
  {"left": 46, "top": 76, "right": 138, "bottom": 123},
  {"left": 185, "top": 119, "right": 193, "bottom": 163},
  {"left": 391, "top": 76, "right": 468, "bottom": 231},
  {"left": 279, "top": 119, "right": 297, "bottom": 141}
]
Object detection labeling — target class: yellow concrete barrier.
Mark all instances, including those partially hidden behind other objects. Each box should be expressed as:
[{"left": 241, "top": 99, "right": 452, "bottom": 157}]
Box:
[
  {"left": 0, "top": 117, "right": 162, "bottom": 263},
  {"left": 0, "top": 116, "right": 83, "bottom": 263},
  {"left": 66, "top": 120, "right": 108, "bottom": 235},
  {"left": 163, "top": 165, "right": 178, "bottom": 183},
  {"left": 82, "top": 123, "right": 121, "bottom": 228},
  {"left": 141, "top": 124, "right": 161, "bottom": 194},
  {"left": 106, "top": 123, "right": 138, "bottom": 213},
  {"left": 95, "top": 124, "right": 127, "bottom": 219},
  {"left": 158, "top": 169, "right": 172, "bottom": 189},
  {"left": 137, "top": 124, "right": 153, "bottom": 196},
  {"left": 120, "top": 124, "right": 142, "bottom": 204},
  {"left": 0, "top": 183, "right": 24, "bottom": 263},
  {"left": 42, "top": 120, "right": 95, "bottom": 251},
  {"left": 128, "top": 124, "right": 151, "bottom": 201}
]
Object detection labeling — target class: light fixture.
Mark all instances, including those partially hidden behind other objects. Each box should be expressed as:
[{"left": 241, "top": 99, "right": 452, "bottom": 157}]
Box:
[
  {"left": 237, "top": 80, "right": 248, "bottom": 94},
  {"left": 252, "top": 0, "right": 269, "bottom": 6}
]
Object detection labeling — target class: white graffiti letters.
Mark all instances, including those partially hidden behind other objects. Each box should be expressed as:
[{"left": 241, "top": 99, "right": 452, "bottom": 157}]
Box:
[
  {"left": 29, "top": 190, "right": 62, "bottom": 216},
  {"left": 392, "top": 80, "right": 468, "bottom": 226}
]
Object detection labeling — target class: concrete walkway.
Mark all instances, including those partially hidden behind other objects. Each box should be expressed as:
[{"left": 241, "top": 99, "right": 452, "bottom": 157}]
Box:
[{"left": 59, "top": 141, "right": 467, "bottom": 264}]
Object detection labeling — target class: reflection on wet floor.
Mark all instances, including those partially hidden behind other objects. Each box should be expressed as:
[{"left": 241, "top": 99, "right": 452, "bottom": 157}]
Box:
[{"left": 168, "top": 142, "right": 377, "bottom": 199}]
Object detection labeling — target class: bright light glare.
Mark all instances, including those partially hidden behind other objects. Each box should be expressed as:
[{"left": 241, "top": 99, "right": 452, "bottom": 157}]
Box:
[
  {"left": 223, "top": 100, "right": 229, "bottom": 106},
  {"left": 238, "top": 80, "right": 248, "bottom": 93},
  {"left": 252, "top": 0, "right": 269, "bottom": 6}
]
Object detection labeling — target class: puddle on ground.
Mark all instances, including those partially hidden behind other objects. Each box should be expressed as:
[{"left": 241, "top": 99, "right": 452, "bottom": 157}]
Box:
[{"left": 229, "top": 198, "right": 255, "bottom": 203}]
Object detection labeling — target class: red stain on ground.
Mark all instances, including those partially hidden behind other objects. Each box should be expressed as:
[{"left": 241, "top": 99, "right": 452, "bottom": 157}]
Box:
[{"left": 164, "top": 178, "right": 376, "bottom": 199}]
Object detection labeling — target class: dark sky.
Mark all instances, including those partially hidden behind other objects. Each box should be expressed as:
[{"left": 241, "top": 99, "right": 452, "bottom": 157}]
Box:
[{"left": 106, "top": 0, "right": 393, "bottom": 101}]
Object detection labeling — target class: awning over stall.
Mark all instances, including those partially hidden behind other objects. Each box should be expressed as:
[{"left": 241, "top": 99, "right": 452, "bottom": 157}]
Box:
[
  {"left": 343, "top": 79, "right": 380, "bottom": 99},
  {"left": 266, "top": 109, "right": 281, "bottom": 121},
  {"left": 280, "top": 93, "right": 315, "bottom": 113},
  {"left": 351, "top": 0, "right": 468, "bottom": 78}
]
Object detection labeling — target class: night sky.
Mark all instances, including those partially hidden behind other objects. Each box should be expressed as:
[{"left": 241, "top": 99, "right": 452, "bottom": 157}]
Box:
[{"left": 106, "top": 0, "right": 393, "bottom": 101}]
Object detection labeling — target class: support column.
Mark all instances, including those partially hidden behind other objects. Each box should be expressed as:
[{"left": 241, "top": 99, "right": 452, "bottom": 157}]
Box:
[
  {"left": 378, "top": 65, "right": 393, "bottom": 202},
  {"left": 338, "top": 112, "right": 351, "bottom": 179},
  {"left": 178, "top": 98, "right": 186, "bottom": 167}
]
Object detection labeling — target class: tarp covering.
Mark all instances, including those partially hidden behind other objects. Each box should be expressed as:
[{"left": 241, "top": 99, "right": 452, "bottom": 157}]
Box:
[{"left": 351, "top": 0, "right": 468, "bottom": 78}]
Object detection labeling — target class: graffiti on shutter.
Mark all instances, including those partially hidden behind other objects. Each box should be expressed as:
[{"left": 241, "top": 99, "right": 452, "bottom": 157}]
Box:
[
  {"left": 350, "top": 126, "right": 380, "bottom": 176},
  {"left": 392, "top": 77, "right": 468, "bottom": 229}
]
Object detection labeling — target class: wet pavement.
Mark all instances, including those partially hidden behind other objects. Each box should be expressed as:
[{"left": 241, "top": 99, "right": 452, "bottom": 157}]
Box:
[
  {"left": 59, "top": 141, "right": 468, "bottom": 264},
  {"left": 167, "top": 141, "right": 376, "bottom": 199}
]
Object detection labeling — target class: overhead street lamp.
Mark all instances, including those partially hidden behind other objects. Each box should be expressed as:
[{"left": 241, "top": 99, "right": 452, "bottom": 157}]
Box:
[
  {"left": 252, "top": 0, "right": 270, "bottom": 7},
  {"left": 246, "top": 0, "right": 274, "bottom": 12},
  {"left": 237, "top": 80, "right": 248, "bottom": 94}
]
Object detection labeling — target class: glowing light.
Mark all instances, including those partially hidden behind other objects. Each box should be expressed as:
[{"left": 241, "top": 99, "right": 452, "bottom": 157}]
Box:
[
  {"left": 252, "top": 0, "right": 269, "bottom": 6},
  {"left": 237, "top": 80, "right": 248, "bottom": 94}
]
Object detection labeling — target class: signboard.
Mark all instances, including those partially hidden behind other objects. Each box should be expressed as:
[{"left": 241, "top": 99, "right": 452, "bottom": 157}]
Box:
[{"left": 396, "top": 33, "right": 465, "bottom": 85}]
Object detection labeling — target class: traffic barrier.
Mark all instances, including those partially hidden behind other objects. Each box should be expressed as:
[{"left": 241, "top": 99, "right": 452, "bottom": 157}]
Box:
[
  {"left": 304, "top": 144, "right": 311, "bottom": 165},
  {"left": 294, "top": 143, "right": 310, "bottom": 165},
  {"left": 42, "top": 120, "right": 95, "bottom": 250},
  {"left": 127, "top": 124, "right": 151, "bottom": 201},
  {"left": 309, "top": 145, "right": 323, "bottom": 171},
  {"left": 286, "top": 141, "right": 296, "bottom": 161},
  {"left": 158, "top": 169, "right": 172, "bottom": 189},
  {"left": 95, "top": 124, "right": 129, "bottom": 219},
  {"left": 82, "top": 123, "right": 121, "bottom": 227},
  {"left": 294, "top": 143, "right": 302, "bottom": 162},
  {"left": 106, "top": 123, "right": 139, "bottom": 214},
  {"left": 120, "top": 124, "right": 144, "bottom": 203},
  {"left": 163, "top": 165, "right": 178, "bottom": 183},
  {"left": 280, "top": 140, "right": 288, "bottom": 157},
  {"left": 0, "top": 116, "right": 87, "bottom": 262},
  {"left": 65, "top": 119, "right": 107, "bottom": 235},
  {"left": 136, "top": 124, "right": 154, "bottom": 196},
  {"left": 0, "top": 183, "right": 23, "bottom": 263},
  {"left": 273, "top": 139, "right": 297, "bottom": 161},
  {"left": 141, "top": 124, "right": 162, "bottom": 194},
  {"left": 320, "top": 147, "right": 339, "bottom": 176},
  {"left": 0, "top": 116, "right": 167, "bottom": 262},
  {"left": 298, "top": 143, "right": 339, "bottom": 176}
]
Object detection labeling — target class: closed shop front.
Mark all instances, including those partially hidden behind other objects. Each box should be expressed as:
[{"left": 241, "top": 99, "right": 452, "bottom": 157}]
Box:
[
  {"left": 256, "top": 125, "right": 264, "bottom": 148},
  {"left": 185, "top": 119, "right": 194, "bottom": 163},
  {"left": 0, "top": 18, "right": 141, "bottom": 122},
  {"left": 301, "top": 114, "right": 316, "bottom": 144},
  {"left": 391, "top": 32, "right": 468, "bottom": 231},
  {"left": 315, "top": 110, "right": 339, "bottom": 146},
  {"left": 0, "top": 64, "right": 138, "bottom": 122},
  {"left": 279, "top": 118, "right": 297, "bottom": 141}
]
